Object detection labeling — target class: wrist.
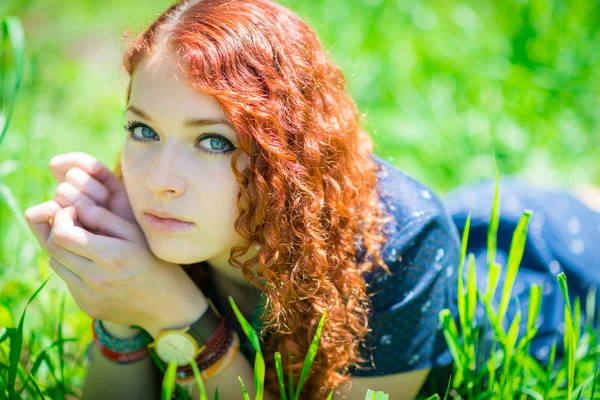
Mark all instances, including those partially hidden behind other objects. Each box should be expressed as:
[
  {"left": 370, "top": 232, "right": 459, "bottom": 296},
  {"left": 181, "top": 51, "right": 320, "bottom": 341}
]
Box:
[
  {"left": 147, "top": 295, "right": 210, "bottom": 339},
  {"left": 100, "top": 320, "right": 142, "bottom": 339}
]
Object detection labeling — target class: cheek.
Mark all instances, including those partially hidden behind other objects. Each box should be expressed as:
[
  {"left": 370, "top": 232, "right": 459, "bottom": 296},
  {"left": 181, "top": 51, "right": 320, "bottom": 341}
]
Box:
[
  {"left": 120, "top": 146, "right": 149, "bottom": 204},
  {"left": 202, "top": 183, "right": 239, "bottom": 227},
  {"left": 197, "top": 177, "right": 244, "bottom": 243},
  {"left": 122, "top": 145, "right": 153, "bottom": 180}
]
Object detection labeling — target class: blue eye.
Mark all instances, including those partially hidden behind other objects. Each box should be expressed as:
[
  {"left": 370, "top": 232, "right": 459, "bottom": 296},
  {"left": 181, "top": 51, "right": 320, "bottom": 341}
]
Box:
[{"left": 123, "top": 120, "right": 236, "bottom": 156}]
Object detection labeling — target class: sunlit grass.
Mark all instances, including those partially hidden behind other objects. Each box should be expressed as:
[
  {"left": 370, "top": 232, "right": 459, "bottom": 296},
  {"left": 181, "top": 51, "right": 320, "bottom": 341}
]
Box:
[
  {"left": 4, "top": 158, "right": 599, "bottom": 399},
  {"left": 435, "top": 157, "right": 600, "bottom": 400},
  {"left": 3, "top": 8, "right": 600, "bottom": 400}
]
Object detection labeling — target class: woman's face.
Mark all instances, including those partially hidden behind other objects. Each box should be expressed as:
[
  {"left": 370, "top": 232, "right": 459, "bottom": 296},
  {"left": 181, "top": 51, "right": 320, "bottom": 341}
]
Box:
[{"left": 121, "top": 48, "right": 256, "bottom": 284}]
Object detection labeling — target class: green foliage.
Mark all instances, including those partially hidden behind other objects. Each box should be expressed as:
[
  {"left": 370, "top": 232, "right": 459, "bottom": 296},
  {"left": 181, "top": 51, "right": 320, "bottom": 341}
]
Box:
[
  {"left": 0, "top": 275, "right": 51, "bottom": 400},
  {"left": 162, "top": 360, "right": 178, "bottom": 400},
  {"left": 3, "top": 1, "right": 600, "bottom": 399},
  {"left": 366, "top": 389, "right": 389, "bottom": 399},
  {"left": 436, "top": 159, "right": 600, "bottom": 399},
  {"left": 0, "top": 15, "right": 25, "bottom": 143}
]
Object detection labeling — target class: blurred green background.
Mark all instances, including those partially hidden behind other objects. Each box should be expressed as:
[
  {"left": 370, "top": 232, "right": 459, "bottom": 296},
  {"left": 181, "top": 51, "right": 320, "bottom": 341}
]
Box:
[{"left": 1, "top": 0, "right": 600, "bottom": 396}]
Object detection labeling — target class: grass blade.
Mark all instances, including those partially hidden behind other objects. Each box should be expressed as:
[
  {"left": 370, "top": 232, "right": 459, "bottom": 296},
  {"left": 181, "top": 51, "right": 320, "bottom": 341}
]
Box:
[
  {"left": 228, "top": 296, "right": 264, "bottom": 400},
  {"left": 274, "top": 352, "right": 288, "bottom": 400},
  {"left": 189, "top": 358, "right": 208, "bottom": 400},
  {"left": 238, "top": 376, "right": 251, "bottom": 400},
  {"left": 590, "top": 350, "right": 599, "bottom": 400},
  {"left": 516, "top": 284, "right": 542, "bottom": 353},
  {"left": 16, "top": 336, "right": 77, "bottom": 397},
  {"left": 487, "top": 154, "right": 500, "bottom": 269},
  {"left": 294, "top": 309, "right": 328, "bottom": 400},
  {"left": 57, "top": 294, "right": 66, "bottom": 396},
  {"left": 288, "top": 353, "right": 295, "bottom": 400},
  {"left": 573, "top": 295, "right": 581, "bottom": 354},
  {"left": 484, "top": 262, "right": 501, "bottom": 307},
  {"left": 7, "top": 276, "right": 51, "bottom": 400},
  {"left": 0, "top": 16, "right": 25, "bottom": 143},
  {"left": 365, "top": 389, "right": 389, "bottom": 399},
  {"left": 466, "top": 252, "right": 477, "bottom": 369},
  {"left": 439, "top": 309, "right": 464, "bottom": 387},
  {"left": 586, "top": 284, "right": 597, "bottom": 325},
  {"left": 161, "top": 360, "right": 178, "bottom": 400},
  {"left": 497, "top": 210, "right": 532, "bottom": 325},
  {"left": 459, "top": 212, "right": 471, "bottom": 277},
  {"left": 503, "top": 304, "right": 521, "bottom": 382},
  {"left": 25, "top": 369, "right": 45, "bottom": 400}
]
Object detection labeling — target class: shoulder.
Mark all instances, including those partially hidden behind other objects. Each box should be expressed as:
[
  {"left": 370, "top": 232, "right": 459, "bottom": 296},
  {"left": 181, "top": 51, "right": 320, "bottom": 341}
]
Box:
[
  {"left": 368, "top": 154, "right": 461, "bottom": 281},
  {"left": 349, "top": 154, "right": 461, "bottom": 377}
]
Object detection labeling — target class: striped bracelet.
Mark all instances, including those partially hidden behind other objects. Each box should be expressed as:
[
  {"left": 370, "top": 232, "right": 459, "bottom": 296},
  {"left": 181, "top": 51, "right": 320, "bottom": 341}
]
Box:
[
  {"left": 174, "top": 330, "right": 240, "bottom": 385},
  {"left": 93, "top": 319, "right": 147, "bottom": 351},
  {"left": 91, "top": 319, "right": 149, "bottom": 364}
]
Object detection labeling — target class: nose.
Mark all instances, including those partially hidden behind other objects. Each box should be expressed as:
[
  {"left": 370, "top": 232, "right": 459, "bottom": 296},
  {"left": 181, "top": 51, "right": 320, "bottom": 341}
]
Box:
[{"left": 146, "top": 148, "right": 186, "bottom": 197}]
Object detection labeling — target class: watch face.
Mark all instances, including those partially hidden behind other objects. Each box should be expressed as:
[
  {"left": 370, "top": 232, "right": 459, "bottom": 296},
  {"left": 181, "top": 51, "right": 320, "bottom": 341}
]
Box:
[{"left": 155, "top": 333, "right": 197, "bottom": 366}]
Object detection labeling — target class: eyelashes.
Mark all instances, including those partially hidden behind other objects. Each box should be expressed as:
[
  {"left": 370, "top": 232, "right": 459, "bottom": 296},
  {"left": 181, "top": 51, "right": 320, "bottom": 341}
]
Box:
[{"left": 123, "top": 120, "right": 236, "bottom": 157}]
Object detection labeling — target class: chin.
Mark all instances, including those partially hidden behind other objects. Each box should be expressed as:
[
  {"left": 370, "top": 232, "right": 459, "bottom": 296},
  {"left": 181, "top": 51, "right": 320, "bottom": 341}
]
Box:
[{"left": 147, "top": 242, "right": 203, "bottom": 265}]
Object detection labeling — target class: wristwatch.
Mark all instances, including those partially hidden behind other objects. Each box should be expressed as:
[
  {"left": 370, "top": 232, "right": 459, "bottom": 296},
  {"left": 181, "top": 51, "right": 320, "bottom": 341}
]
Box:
[{"left": 148, "top": 298, "right": 222, "bottom": 366}]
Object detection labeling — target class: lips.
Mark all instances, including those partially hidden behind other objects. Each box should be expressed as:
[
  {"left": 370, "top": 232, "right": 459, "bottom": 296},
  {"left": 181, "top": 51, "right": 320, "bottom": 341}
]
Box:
[
  {"left": 144, "top": 209, "right": 193, "bottom": 223},
  {"left": 143, "top": 213, "right": 195, "bottom": 234}
]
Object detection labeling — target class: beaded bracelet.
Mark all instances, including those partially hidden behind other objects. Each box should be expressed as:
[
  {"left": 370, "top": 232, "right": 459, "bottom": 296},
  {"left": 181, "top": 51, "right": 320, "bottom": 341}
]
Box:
[
  {"left": 173, "top": 318, "right": 231, "bottom": 372},
  {"left": 92, "top": 319, "right": 149, "bottom": 364},
  {"left": 174, "top": 330, "right": 241, "bottom": 385},
  {"left": 93, "top": 338, "right": 150, "bottom": 364},
  {"left": 93, "top": 319, "right": 147, "bottom": 352},
  {"left": 174, "top": 326, "right": 234, "bottom": 378}
]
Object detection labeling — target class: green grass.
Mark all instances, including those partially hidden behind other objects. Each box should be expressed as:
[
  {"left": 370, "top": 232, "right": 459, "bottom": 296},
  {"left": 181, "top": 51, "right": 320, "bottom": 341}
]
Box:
[
  {"left": 434, "top": 157, "right": 600, "bottom": 400},
  {"left": 3, "top": 2, "right": 600, "bottom": 398},
  {"left": 6, "top": 162, "right": 600, "bottom": 399}
]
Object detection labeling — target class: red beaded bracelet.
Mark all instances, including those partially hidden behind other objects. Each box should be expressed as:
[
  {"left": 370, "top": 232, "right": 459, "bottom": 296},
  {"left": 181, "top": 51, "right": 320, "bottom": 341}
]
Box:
[
  {"left": 175, "top": 326, "right": 233, "bottom": 376},
  {"left": 92, "top": 320, "right": 149, "bottom": 364}
]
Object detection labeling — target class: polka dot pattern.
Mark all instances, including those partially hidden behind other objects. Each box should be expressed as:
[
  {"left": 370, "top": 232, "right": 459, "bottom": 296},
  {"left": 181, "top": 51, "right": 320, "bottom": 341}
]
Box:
[
  {"left": 349, "top": 158, "right": 600, "bottom": 385},
  {"left": 349, "top": 155, "right": 462, "bottom": 377}
]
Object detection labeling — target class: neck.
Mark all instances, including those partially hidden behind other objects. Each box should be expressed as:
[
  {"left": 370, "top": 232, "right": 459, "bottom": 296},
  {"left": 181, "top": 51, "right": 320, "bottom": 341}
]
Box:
[{"left": 209, "top": 263, "right": 262, "bottom": 323}]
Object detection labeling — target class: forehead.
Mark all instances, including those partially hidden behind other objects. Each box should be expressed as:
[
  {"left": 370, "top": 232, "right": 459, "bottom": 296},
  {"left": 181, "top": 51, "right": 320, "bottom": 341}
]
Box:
[{"left": 129, "top": 49, "right": 229, "bottom": 122}]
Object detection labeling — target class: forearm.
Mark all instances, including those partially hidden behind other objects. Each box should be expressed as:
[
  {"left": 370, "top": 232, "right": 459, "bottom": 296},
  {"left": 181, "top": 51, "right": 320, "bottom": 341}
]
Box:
[
  {"left": 81, "top": 323, "right": 162, "bottom": 400},
  {"left": 183, "top": 337, "right": 278, "bottom": 400}
]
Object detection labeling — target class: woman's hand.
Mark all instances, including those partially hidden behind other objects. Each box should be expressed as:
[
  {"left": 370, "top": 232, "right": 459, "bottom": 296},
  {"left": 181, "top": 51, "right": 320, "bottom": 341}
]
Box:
[
  {"left": 25, "top": 203, "right": 208, "bottom": 338},
  {"left": 25, "top": 150, "right": 147, "bottom": 255},
  {"left": 48, "top": 151, "right": 136, "bottom": 230}
]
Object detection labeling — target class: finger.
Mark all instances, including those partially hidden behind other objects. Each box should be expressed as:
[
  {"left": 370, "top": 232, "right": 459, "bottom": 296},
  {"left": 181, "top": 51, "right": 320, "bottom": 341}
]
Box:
[
  {"left": 48, "top": 206, "right": 96, "bottom": 279},
  {"left": 64, "top": 167, "right": 110, "bottom": 207},
  {"left": 25, "top": 200, "right": 86, "bottom": 241},
  {"left": 48, "top": 256, "right": 85, "bottom": 288},
  {"left": 50, "top": 205, "right": 138, "bottom": 270},
  {"left": 49, "top": 152, "right": 135, "bottom": 224},
  {"left": 55, "top": 181, "right": 100, "bottom": 210},
  {"left": 75, "top": 202, "right": 146, "bottom": 245},
  {"left": 85, "top": 155, "right": 127, "bottom": 198},
  {"left": 49, "top": 152, "right": 103, "bottom": 185},
  {"left": 24, "top": 200, "right": 63, "bottom": 253},
  {"left": 49, "top": 152, "right": 126, "bottom": 203}
]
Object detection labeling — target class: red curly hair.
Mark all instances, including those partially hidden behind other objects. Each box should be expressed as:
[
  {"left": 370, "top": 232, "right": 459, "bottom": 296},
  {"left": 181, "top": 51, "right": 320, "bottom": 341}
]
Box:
[{"left": 112, "top": 0, "right": 395, "bottom": 398}]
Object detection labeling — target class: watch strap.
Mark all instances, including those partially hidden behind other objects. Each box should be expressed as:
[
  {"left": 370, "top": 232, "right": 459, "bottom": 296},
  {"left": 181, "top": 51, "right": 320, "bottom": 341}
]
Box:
[{"left": 187, "top": 297, "right": 222, "bottom": 347}]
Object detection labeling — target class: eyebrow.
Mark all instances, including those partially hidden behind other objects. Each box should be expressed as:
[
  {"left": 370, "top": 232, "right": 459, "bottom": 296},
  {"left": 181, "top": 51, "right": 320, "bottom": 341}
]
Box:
[{"left": 124, "top": 105, "right": 235, "bottom": 129}]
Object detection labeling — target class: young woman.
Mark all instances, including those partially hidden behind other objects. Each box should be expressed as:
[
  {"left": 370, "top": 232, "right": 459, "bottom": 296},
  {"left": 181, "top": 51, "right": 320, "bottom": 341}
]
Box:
[{"left": 22, "top": 0, "right": 600, "bottom": 399}]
